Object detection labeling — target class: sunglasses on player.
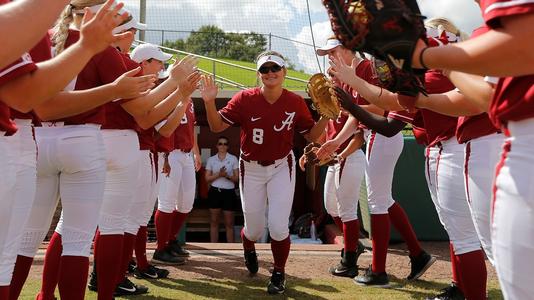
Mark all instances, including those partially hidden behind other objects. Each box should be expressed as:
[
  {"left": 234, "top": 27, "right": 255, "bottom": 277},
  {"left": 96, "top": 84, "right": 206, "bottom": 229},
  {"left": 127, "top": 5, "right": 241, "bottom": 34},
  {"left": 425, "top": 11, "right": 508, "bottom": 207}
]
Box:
[
  {"left": 258, "top": 64, "right": 283, "bottom": 74},
  {"left": 217, "top": 142, "right": 228, "bottom": 146}
]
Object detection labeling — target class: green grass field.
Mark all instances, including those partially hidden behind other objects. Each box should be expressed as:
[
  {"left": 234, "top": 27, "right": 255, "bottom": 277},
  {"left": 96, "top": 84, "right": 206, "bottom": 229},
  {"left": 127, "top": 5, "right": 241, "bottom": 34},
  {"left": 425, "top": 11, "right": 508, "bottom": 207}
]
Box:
[{"left": 18, "top": 277, "right": 503, "bottom": 300}]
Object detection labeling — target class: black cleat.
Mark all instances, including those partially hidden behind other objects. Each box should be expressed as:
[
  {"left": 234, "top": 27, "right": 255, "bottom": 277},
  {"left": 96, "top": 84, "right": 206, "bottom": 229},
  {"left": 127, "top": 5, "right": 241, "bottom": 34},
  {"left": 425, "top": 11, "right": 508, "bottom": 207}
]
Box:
[
  {"left": 87, "top": 270, "right": 98, "bottom": 292},
  {"left": 354, "top": 265, "right": 390, "bottom": 288},
  {"left": 134, "top": 264, "right": 170, "bottom": 279},
  {"left": 425, "top": 283, "right": 465, "bottom": 300},
  {"left": 114, "top": 278, "right": 149, "bottom": 296},
  {"left": 152, "top": 248, "right": 186, "bottom": 265},
  {"left": 267, "top": 271, "right": 286, "bottom": 294},
  {"left": 244, "top": 250, "right": 259, "bottom": 274},
  {"left": 127, "top": 260, "right": 136, "bottom": 274},
  {"left": 329, "top": 250, "right": 359, "bottom": 278},
  {"left": 408, "top": 251, "right": 437, "bottom": 280},
  {"left": 168, "top": 240, "right": 190, "bottom": 257}
]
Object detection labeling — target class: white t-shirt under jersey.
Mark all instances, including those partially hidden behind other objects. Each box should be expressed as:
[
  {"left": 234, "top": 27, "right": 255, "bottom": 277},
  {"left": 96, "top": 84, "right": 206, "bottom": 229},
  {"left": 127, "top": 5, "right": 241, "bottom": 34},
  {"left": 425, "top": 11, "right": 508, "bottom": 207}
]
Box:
[{"left": 205, "top": 153, "right": 239, "bottom": 189}]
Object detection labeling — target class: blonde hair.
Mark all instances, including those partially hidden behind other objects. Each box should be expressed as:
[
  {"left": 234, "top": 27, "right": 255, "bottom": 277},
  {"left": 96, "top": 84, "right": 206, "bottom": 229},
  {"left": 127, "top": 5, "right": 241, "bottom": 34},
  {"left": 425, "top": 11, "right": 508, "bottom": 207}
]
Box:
[
  {"left": 52, "top": 0, "right": 105, "bottom": 54},
  {"left": 425, "top": 17, "right": 468, "bottom": 42}
]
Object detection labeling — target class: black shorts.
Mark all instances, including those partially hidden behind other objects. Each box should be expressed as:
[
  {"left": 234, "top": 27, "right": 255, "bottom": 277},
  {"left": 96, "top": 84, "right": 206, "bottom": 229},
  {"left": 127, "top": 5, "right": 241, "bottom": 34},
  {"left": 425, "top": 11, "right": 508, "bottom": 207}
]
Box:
[{"left": 208, "top": 186, "right": 238, "bottom": 211}]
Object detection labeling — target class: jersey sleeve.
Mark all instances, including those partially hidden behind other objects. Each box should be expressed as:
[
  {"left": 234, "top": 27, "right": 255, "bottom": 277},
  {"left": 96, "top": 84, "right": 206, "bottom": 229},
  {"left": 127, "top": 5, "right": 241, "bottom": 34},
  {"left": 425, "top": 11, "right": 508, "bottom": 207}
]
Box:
[
  {"left": 219, "top": 91, "right": 243, "bottom": 126},
  {"left": 295, "top": 96, "right": 315, "bottom": 134},
  {"left": 481, "top": 0, "right": 534, "bottom": 27},
  {"left": 231, "top": 155, "right": 239, "bottom": 170},
  {"left": 388, "top": 110, "right": 415, "bottom": 124},
  {"left": 95, "top": 47, "right": 129, "bottom": 84},
  {"left": 0, "top": 53, "right": 37, "bottom": 87},
  {"left": 205, "top": 157, "right": 214, "bottom": 171}
]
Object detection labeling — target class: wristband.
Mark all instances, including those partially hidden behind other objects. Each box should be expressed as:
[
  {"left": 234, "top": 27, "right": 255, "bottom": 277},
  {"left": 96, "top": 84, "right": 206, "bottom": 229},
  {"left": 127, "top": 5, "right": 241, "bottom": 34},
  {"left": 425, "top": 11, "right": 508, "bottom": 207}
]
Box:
[{"left": 419, "top": 47, "right": 430, "bottom": 69}]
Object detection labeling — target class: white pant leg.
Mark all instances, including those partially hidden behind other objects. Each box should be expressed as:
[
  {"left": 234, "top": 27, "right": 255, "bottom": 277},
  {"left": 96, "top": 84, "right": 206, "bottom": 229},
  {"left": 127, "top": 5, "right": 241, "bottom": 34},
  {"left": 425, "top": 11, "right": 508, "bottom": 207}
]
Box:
[
  {"left": 0, "top": 136, "right": 17, "bottom": 285},
  {"left": 97, "top": 130, "right": 140, "bottom": 235},
  {"left": 436, "top": 138, "right": 480, "bottom": 255},
  {"left": 50, "top": 126, "right": 107, "bottom": 256},
  {"left": 493, "top": 120, "right": 534, "bottom": 300},
  {"left": 240, "top": 159, "right": 268, "bottom": 241},
  {"left": 323, "top": 165, "right": 339, "bottom": 218},
  {"left": 336, "top": 150, "right": 365, "bottom": 222},
  {"left": 0, "top": 121, "right": 37, "bottom": 284},
  {"left": 140, "top": 153, "right": 157, "bottom": 226},
  {"left": 125, "top": 151, "right": 155, "bottom": 234},
  {"left": 174, "top": 151, "right": 196, "bottom": 214},
  {"left": 266, "top": 153, "right": 296, "bottom": 241},
  {"left": 464, "top": 133, "right": 504, "bottom": 264},
  {"left": 425, "top": 146, "right": 446, "bottom": 227},
  {"left": 365, "top": 131, "right": 403, "bottom": 214},
  {"left": 156, "top": 153, "right": 168, "bottom": 211}
]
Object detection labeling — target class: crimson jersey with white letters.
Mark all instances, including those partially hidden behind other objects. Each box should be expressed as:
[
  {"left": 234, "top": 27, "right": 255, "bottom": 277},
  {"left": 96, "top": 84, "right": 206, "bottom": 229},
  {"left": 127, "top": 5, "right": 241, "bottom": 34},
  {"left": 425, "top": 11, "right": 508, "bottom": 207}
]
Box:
[
  {"left": 481, "top": 0, "right": 534, "bottom": 128},
  {"left": 173, "top": 102, "right": 196, "bottom": 152},
  {"left": 55, "top": 30, "right": 125, "bottom": 125},
  {"left": 219, "top": 88, "right": 314, "bottom": 161},
  {"left": 10, "top": 33, "right": 52, "bottom": 123},
  {"left": 101, "top": 52, "right": 140, "bottom": 130},
  {"left": 0, "top": 51, "right": 36, "bottom": 135},
  {"left": 326, "top": 114, "right": 351, "bottom": 152}
]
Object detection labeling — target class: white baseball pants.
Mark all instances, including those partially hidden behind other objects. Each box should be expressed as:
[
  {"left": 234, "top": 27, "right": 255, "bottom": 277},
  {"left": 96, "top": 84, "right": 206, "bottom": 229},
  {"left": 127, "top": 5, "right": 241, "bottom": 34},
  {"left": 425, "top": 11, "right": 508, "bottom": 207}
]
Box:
[
  {"left": 0, "top": 133, "right": 17, "bottom": 285},
  {"left": 157, "top": 150, "right": 196, "bottom": 214},
  {"left": 324, "top": 149, "right": 366, "bottom": 222},
  {"left": 240, "top": 152, "right": 295, "bottom": 242},
  {"left": 125, "top": 150, "right": 156, "bottom": 234}
]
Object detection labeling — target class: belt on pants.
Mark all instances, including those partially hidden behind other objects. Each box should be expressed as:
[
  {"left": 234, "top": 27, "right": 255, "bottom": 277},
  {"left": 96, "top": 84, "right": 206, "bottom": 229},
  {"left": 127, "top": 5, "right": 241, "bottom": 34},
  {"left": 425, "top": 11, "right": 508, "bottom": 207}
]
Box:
[{"left": 239, "top": 154, "right": 277, "bottom": 167}]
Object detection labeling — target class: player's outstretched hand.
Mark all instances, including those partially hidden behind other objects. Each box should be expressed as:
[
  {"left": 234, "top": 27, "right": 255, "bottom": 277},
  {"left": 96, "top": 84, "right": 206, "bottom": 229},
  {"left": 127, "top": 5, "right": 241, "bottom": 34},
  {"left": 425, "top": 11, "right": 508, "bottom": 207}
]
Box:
[
  {"left": 79, "top": 0, "right": 130, "bottom": 55},
  {"left": 329, "top": 55, "right": 358, "bottom": 87},
  {"left": 334, "top": 86, "right": 356, "bottom": 111},
  {"left": 169, "top": 55, "right": 198, "bottom": 84},
  {"left": 177, "top": 71, "right": 201, "bottom": 99},
  {"left": 316, "top": 139, "right": 340, "bottom": 160},
  {"left": 200, "top": 75, "right": 218, "bottom": 103},
  {"left": 113, "top": 67, "right": 156, "bottom": 99}
]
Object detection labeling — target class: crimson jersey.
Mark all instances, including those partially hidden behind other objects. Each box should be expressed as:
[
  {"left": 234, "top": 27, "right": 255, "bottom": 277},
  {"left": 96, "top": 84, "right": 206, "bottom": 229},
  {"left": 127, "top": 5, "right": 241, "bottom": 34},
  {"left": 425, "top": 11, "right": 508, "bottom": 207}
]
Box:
[
  {"left": 480, "top": 0, "right": 534, "bottom": 128},
  {"left": 102, "top": 52, "right": 140, "bottom": 130},
  {"left": 326, "top": 113, "right": 351, "bottom": 152},
  {"left": 0, "top": 52, "right": 37, "bottom": 135},
  {"left": 138, "top": 128, "right": 155, "bottom": 151},
  {"left": 219, "top": 88, "right": 314, "bottom": 161},
  {"left": 10, "top": 33, "right": 52, "bottom": 123},
  {"left": 155, "top": 135, "right": 174, "bottom": 153},
  {"left": 55, "top": 30, "right": 124, "bottom": 125},
  {"left": 173, "top": 102, "right": 196, "bottom": 152},
  {"left": 387, "top": 110, "right": 428, "bottom": 145}
]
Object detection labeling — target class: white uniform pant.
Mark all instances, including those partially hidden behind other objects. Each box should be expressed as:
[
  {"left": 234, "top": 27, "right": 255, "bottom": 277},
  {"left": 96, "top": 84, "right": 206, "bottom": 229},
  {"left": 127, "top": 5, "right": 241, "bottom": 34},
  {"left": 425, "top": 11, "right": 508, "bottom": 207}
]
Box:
[
  {"left": 324, "top": 150, "right": 365, "bottom": 222},
  {"left": 493, "top": 119, "right": 534, "bottom": 300},
  {"left": 125, "top": 150, "right": 157, "bottom": 234},
  {"left": 157, "top": 150, "right": 196, "bottom": 214},
  {"left": 240, "top": 152, "right": 295, "bottom": 242},
  {"left": 364, "top": 131, "right": 403, "bottom": 214},
  {"left": 21, "top": 125, "right": 106, "bottom": 258},
  {"left": 435, "top": 138, "right": 480, "bottom": 255},
  {"left": 0, "top": 130, "right": 19, "bottom": 285},
  {"left": 97, "top": 129, "right": 140, "bottom": 235},
  {"left": 464, "top": 133, "right": 503, "bottom": 264}
]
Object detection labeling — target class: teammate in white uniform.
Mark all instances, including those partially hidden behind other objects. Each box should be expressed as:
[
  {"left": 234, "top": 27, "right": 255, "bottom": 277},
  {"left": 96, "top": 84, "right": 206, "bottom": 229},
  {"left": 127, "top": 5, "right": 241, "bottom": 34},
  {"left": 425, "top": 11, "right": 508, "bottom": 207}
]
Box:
[
  {"left": 201, "top": 51, "right": 328, "bottom": 294},
  {"left": 205, "top": 136, "right": 239, "bottom": 243}
]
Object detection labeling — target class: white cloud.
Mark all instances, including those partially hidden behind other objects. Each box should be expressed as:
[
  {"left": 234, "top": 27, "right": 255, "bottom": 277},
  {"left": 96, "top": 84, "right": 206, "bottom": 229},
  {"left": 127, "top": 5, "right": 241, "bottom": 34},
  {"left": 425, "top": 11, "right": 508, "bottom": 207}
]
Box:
[
  {"left": 417, "top": 0, "right": 484, "bottom": 34},
  {"left": 292, "top": 21, "right": 333, "bottom": 74}
]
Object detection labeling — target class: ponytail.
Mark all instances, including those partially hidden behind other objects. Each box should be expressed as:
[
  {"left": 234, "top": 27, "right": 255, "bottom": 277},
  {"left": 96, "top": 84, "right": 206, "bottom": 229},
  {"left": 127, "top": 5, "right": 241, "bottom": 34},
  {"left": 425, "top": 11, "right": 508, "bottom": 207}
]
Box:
[{"left": 52, "top": 4, "right": 74, "bottom": 55}]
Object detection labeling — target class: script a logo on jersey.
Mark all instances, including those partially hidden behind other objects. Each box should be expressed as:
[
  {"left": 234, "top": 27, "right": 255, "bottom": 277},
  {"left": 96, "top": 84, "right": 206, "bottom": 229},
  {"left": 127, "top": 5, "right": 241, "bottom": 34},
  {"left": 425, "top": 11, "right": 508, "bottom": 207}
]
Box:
[{"left": 274, "top": 111, "right": 295, "bottom": 132}]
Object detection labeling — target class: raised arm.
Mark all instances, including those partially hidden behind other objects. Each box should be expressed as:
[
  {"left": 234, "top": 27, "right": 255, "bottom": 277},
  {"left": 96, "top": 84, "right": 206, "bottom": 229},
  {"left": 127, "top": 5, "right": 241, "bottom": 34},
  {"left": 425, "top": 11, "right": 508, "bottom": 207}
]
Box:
[
  {"left": 200, "top": 75, "right": 230, "bottom": 133},
  {"left": 156, "top": 97, "right": 191, "bottom": 138},
  {"left": 303, "top": 117, "right": 329, "bottom": 143},
  {"left": 0, "top": 1, "right": 131, "bottom": 112},
  {"left": 0, "top": 0, "right": 69, "bottom": 69}
]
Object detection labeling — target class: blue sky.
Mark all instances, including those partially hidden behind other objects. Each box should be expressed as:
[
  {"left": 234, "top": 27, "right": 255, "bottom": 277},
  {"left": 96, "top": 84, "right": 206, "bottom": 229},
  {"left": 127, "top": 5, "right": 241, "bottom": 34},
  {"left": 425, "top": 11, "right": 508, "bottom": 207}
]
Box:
[{"left": 123, "top": 0, "right": 483, "bottom": 73}]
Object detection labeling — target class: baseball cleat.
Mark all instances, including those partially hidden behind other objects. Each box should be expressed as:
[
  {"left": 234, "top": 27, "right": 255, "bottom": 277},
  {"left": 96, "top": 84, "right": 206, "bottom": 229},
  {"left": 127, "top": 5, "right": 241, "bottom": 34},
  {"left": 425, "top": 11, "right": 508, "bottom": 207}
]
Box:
[
  {"left": 407, "top": 251, "right": 437, "bottom": 280},
  {"left": 425, "top": 283, "right": 465, "bottom": 300},
  {"left": 134, "top": 264, "right": 170, "bottom": 279},
  {"left": 87, "top": 271, "right": 98, "bottom": 292},
  {"left": 152, "top": 248, "right": 186, "bottom": 265},
  {"left": 114, "top": 278, "right": 149, "bottom": 296},
  {"left": 168, "top": 240, "right": 190, "bottom": 257},
  {"left": 267, "top": 271, "right": 286, "bottom": 294},
  {"left": 354, "top": 265, "right": 390, "bottom": 288},
  {"left": 127, "top": 260, "right": 136, "bottom": 274},
  {"left": 244, "top": 249, "right": 259, "bottom": 274},
  {"left": 329, "top": 249, "right": 359, "bottom": 278}
]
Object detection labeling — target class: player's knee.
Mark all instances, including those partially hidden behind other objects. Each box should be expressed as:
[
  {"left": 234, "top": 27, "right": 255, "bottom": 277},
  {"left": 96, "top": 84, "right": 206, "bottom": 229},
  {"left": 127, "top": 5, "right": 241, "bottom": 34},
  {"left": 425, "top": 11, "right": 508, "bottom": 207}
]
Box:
[
  {"left": 339, "top": 213, "right": 358, "bottom": 223},
  {"left": 450, "top": 238, "right": 482, "bottom": 255},
  {"left": 98, "top": 213, "right": 126, "bottom": 235},
  {"left": 18, "top": 230, "right": 48, "bottom": 257},
  {"left": 268, "top": 224, "right": 289, "bottom": 242},
  {"left": 368, "top": 197, "right": 394, "bottom": 214},
  {"left": 61, "top": 227, "right": 94, "bottom": 257},
  {"left": 157, "top": 197, "right": 175, "bottom": 213},
  {"left": 244, "top": 226, "right": 264, "bottom": 241}
]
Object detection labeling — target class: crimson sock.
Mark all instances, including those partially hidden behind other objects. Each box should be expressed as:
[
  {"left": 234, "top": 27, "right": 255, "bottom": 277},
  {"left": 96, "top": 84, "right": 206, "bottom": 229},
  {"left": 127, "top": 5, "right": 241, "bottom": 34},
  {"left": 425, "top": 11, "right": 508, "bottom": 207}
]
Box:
[
  {"left": 116, "top": 233, "right": 136, "bottom": 285},
  {"left": 37, "top": 232, "right": 62, "bottom": 300},
  {"left": 240, "top": 228, "right": 255, "bottom": 251},
  {"left": 270, "top": 236, "right": 290, "bottom": 273},
  {"left": 388, "top": 202, "right": 423, "bottom": 257},
  {"left": 9, "top": 255, "right": 34, "bottom": 300},
  {"left": 155, "top": 210, "right": 173, "bottom": 251},
  {"left": 0, "top": 286, "right": 9, "bottom": 299},
  {"left": 95, "top": 234, "right": 123, "bottom": 300},
  {"left": 343, "top": 219, "right": 360, "bottom": 252},
  {"left": 450, "top": 243, "right": 463, "bottom": 291},
  {"left": 370, "top": 214, "right": 390, "bottom": 274},
  {"left": 135, "top": 226, "right": 150, "bottom": 271},
  {"left": 332, "top": 216, "right": 344, "bottom": 232},
  {"left": 58, "top": 256, "right": 89, "bottom": 300},
  {"left": 169, "top": 211, "right": 188, "bottom": 242},
  {"left": 456, "top": 250, "right": 487, "bottom": 300}
]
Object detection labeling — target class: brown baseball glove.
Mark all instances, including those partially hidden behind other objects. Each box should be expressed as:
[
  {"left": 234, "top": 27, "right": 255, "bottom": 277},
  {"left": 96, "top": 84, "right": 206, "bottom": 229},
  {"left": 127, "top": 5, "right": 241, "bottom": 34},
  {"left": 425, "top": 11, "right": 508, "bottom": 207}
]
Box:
[
  {"left": 303, "top": 142, "right": 339, "bottom": 166},
  {"left": 306, "top": 73, "right": 341, "bottom": 120}
]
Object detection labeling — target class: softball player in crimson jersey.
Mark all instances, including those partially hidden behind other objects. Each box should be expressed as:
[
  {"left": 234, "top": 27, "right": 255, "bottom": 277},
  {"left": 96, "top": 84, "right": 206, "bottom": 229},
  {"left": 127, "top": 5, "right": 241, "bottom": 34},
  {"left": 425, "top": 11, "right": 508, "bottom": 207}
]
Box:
[
  {"left": 201, "top": 51, "right": 327, "bottom": 294},
  {"left": 318, "top": 40, "right": 434, "bottom": 287}
]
